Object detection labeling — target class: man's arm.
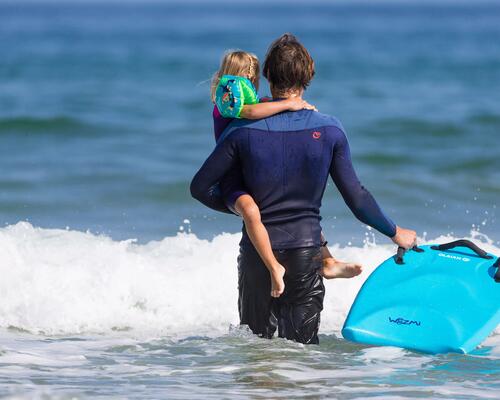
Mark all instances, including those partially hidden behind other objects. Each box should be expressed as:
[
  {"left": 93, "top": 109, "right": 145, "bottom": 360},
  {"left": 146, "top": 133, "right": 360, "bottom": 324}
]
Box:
[
  {"left": 329, "top": 129, "right": 397, "bottom": 238},
  {"left": 190, "top": 134, "right": 240, "bottom": 214}
]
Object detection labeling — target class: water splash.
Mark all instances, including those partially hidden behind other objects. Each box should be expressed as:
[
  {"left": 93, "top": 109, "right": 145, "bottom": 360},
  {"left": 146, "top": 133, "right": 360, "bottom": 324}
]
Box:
[{"left": 1, "top": 222, "right": 498, "bottom": 341}]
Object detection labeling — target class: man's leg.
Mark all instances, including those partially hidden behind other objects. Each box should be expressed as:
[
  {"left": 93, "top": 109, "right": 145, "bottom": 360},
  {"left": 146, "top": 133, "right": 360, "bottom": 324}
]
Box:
[
  {"left": 237, "top": 243, "right": 278, "bottom": 338},
  {"left": 276, "top": 247, "right": 325, "bottom": 344}
]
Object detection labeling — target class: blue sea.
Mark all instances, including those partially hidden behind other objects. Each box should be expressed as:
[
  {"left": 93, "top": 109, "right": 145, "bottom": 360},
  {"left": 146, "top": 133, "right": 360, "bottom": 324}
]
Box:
[{"left": 0, "top": 1, "right": 499, "bottom": 398}]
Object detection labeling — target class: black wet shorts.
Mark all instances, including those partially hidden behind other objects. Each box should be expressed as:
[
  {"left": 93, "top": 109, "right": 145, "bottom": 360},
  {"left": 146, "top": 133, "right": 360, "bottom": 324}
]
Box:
[{"left": 237, "top": 244, "right": 325, "bottom": 344}]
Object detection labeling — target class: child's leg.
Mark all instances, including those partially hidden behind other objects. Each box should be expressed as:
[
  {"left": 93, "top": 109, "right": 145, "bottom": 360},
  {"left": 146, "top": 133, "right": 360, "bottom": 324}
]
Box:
[
  {"left": 319, "top": 233, "right": 363, "bottom": 279},
  {"left": 234, "top": 194, "right": 285, "bottom": 298}
]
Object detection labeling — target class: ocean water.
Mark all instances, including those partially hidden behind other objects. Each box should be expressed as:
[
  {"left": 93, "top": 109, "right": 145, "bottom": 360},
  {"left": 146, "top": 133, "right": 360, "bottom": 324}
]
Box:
[
  {"left": 1, "top": 223, "right": 499, "bottom": 399},
  {"left": 0, "top": 1, "right": 499, "bottom": 398}
]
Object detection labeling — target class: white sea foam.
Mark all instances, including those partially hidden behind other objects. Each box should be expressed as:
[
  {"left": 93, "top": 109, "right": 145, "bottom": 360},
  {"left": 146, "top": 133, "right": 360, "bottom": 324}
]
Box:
[{"left": 0, "top": 222, "right": 498, "bottom": 342}]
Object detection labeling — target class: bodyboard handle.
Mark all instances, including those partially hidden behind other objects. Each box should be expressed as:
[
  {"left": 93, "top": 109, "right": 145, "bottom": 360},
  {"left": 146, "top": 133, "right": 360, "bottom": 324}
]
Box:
[
  {"left": 431, "top": 239, "right": 493, "bottom": 260},
  {"left": 394, "top": 245, "right": 424, "bottom": 265},
  {"left": 494, "top": 258, "right": 500, "bottom": 283}
]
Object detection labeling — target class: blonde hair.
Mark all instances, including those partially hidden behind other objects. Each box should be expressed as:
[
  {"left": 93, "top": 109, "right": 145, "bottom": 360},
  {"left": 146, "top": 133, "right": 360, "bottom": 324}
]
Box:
[{"left": 210, "top": 50, "right": 260, "bottom": 102}]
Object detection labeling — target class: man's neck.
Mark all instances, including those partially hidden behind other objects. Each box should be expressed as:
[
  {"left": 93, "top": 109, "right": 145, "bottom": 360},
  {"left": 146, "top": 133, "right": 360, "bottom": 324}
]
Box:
[{"left": 271, "top": 87, "right": 304, "bottom": 100}]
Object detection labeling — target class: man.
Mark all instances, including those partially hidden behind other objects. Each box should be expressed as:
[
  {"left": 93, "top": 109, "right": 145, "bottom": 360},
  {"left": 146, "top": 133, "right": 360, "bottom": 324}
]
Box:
[{"left": 191, "top": 34, "right": 416, "bottom": 344}]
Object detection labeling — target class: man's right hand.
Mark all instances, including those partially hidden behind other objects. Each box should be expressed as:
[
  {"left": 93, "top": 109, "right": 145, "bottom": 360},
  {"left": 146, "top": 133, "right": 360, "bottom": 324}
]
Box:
[{"left": 391, "top": 226, "right": 417, "bottom": 249}]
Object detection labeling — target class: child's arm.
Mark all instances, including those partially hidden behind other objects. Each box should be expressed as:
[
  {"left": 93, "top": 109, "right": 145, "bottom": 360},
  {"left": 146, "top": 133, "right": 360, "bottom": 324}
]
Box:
[{"left": 240, "top": 97, "right": 316, "bottom": 119}]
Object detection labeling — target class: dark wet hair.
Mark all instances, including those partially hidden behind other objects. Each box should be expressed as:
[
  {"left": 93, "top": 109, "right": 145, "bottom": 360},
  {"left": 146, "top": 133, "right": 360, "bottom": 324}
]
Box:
[{"left": 263, "top": 33, "right": 315, "bottom": 93}]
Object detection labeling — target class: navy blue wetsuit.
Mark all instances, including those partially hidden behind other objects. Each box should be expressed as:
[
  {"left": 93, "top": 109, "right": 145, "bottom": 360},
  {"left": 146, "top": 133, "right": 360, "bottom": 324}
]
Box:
[
  {"left": 191, "top": 110, "right": 396, "bottom": 245},
  {"left": 190, "top": 109, "right": 396, "bottom": 343}
]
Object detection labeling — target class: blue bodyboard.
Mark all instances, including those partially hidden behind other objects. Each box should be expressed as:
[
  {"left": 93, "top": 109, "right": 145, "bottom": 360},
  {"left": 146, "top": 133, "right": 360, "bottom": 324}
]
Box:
[{"left": 342, "top": 240, "right": 500, "bottom": 354}]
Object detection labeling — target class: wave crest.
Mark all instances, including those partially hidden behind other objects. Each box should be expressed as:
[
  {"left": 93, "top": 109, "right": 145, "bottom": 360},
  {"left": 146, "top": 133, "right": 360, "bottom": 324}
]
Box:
[{"left": 0, "top": 222, "right": 498, "bottom": 339}]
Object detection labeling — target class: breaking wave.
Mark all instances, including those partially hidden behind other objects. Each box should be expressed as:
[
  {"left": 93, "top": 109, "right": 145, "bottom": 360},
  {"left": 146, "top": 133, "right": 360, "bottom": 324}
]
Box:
[{"left": 0, "top": 222, "right": 498, "bottom": 340}]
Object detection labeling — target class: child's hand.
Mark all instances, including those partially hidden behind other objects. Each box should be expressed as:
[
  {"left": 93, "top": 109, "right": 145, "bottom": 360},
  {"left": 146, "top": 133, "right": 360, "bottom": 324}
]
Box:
[{"left": 286, "top": 97, "right": 318, "bottom": 112}]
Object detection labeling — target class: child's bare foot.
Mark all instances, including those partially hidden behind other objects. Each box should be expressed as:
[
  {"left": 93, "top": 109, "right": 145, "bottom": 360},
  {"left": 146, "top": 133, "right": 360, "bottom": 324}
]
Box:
[
  {"left": 270, "top": 264, "right": 286, "bottom": 298},
  {"left": 321, "top": 257, "right": 362, "bottom": 279}
]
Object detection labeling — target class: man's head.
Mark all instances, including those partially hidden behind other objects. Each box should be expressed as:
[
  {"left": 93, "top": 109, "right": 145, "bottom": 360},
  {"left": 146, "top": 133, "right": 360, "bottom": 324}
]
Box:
[{"left": 263, "top": 33, "right": 315, "bottom": 97}]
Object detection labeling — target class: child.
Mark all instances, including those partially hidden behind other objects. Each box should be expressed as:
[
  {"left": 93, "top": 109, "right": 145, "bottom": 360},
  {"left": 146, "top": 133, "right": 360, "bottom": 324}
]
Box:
[
  {"left": 211, "top": 51, "right": 361, "bottom": 298},
  {"left": 211, "top": 51, "right": 314, "bottom": 141}
]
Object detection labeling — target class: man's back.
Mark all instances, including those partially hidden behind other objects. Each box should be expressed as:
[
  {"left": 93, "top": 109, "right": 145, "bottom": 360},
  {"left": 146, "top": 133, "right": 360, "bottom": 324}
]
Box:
[
  {"left": 220, "top": 109, "right": 347, "bottom": 249},
  {"left": 191, "top": 108, "right": 396, "bottom": 249}
]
